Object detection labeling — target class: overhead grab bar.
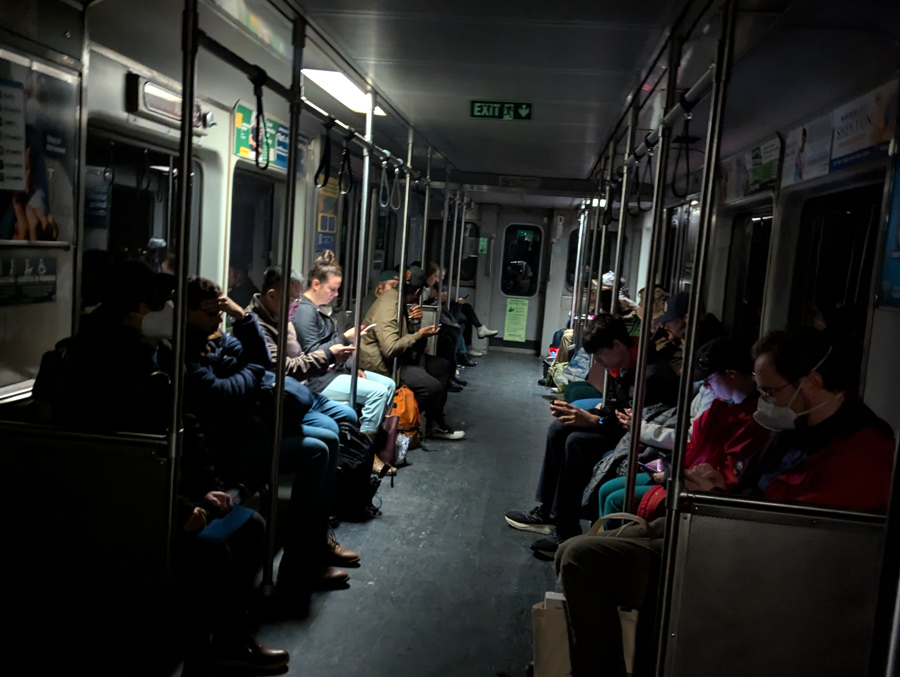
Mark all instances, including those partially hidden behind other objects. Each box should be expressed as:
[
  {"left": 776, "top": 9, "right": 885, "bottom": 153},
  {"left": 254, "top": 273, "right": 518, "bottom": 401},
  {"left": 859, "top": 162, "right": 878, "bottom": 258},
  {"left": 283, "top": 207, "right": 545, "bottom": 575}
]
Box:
[{"left": 314, "top": 118, "right": 335, "bottom": 188}]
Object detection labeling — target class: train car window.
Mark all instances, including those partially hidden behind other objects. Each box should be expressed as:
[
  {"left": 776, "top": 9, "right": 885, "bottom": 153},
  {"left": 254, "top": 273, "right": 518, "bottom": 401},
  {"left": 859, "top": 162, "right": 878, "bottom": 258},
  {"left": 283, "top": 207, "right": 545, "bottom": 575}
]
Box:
[
  {"left": 662, "top": 201, "right": 700, "bottom": 292},
  {"left": 458, "top": 222, "right": 479, "bottom": 284},
  {"left": 229, "top": 169, "right": 276, "bottom": 300},
  {"left": 790, "top": 184, "right": 883, "bottom": 390},
  {"left": 724, "top": 213, "right": 771, "bottom": 340},
  {"left": 565, "top": 227, "right": 611, "bottom": 292},
  {"left": 501, "top": 224, "right": 542, "bottom": 297},
  {"left": 82, "top": 138, "right": 203, "bottom": 309}
]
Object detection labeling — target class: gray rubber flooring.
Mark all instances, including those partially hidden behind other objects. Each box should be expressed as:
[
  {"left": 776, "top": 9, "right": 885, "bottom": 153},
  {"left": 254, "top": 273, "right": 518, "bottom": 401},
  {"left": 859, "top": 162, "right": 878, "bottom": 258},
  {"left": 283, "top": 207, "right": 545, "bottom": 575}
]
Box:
[{"left": 258, "top": 351, "right": 558, "bottom": 677}]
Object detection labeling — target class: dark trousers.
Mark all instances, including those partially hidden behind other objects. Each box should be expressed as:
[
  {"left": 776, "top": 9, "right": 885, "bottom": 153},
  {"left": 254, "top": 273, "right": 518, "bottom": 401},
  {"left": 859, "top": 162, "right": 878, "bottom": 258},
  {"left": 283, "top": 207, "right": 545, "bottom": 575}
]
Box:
[
  {"left": 179, "top": 510, "right": 265, "bottom": 662},
  {"left": 554, "top": 527, "right": 663, "bottom": 677},
  {"left": 536, "top": 420, "right": 622, "bottom": 536},
  {"left": 399, "top": 356, "right": 452, "bottom": 423},
  {"left": 450, "top": 301, "right": 481, "bottom": 345}
]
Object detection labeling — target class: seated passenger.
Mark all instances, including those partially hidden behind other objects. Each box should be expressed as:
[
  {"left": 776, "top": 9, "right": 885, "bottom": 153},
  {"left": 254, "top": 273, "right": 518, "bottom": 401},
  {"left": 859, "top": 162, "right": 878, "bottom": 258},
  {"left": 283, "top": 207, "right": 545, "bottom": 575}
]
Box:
[
  {"left": 183, "top": 277, "right": 358, "bottom": 593},
  {"left": 554, "top": 327, "right": 896, "bottom": 677},
  {"left": 596, "top": 337, "right": 770, "bottom": 518},
  {"left": 505, "top": 315, "right": 679, "bottom": 557},
  {"left": 227, "top": 260, "right": 259, "bottom": 310},
  {"left": 293, "top": 251, "right": 396, "bottom": 442},
  {"left": 360, "top": 265, "right": 465, "bottom": 440},
  {"left": 361, "top": 268, "right": 399, "bottom": 319},
  {"left": 654, "top": 291, "right": 726, "bottom": 375}
]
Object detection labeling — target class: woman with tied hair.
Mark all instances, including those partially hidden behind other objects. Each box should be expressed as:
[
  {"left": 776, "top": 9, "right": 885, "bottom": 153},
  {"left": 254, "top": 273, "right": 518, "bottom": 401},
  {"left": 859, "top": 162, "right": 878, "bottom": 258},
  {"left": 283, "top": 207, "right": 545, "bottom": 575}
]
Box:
[{"left": 293, "top": 250, "right": 398, "bottom": 473}]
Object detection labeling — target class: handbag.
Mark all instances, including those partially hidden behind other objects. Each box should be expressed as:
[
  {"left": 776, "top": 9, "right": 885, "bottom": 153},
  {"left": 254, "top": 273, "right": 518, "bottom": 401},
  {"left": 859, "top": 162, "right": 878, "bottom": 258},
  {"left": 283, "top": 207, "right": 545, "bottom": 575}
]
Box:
[{"left": 375, "top": 415, "right": 399, "bottom": 466}]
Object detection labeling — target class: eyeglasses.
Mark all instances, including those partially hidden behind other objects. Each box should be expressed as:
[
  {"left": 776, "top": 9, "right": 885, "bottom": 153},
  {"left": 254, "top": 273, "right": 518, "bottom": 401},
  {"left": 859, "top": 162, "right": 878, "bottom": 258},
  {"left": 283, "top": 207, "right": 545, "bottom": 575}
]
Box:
[{"left": 753, "top": 376, "right": 792, "bottom": 402}]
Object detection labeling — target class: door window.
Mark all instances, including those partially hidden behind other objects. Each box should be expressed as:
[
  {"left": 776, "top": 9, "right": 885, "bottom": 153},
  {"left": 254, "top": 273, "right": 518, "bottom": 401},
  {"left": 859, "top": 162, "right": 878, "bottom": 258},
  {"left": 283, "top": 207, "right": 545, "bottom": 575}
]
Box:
[{"left": 501, "top": 225, "right": 542, "bottom": 297}]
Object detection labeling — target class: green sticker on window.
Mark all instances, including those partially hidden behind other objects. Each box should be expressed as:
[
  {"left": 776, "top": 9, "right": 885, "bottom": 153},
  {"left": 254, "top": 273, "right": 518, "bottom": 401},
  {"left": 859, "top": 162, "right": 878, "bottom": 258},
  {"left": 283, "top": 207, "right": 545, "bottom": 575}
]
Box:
[{"left": 478, "top": 237, "right": 488, "bottom": 254}]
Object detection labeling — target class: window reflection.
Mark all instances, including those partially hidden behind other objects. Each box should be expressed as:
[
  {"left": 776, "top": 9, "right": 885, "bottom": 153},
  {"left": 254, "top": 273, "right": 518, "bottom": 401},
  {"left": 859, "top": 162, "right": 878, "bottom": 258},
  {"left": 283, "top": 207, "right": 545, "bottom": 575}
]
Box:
[{"left": 501, "top": 225, "right": 541, "bottom": 297}]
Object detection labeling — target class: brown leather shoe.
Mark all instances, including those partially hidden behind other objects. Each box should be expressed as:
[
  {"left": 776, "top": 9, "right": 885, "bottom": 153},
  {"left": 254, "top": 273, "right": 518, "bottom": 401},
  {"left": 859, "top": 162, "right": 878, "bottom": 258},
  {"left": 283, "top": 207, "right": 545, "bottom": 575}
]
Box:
[
  {"left": 327, "top": 534, "right": 360, "bottom": 566},
  {"left": 309, "top": 565, "right": 350, "bottom": 590},
  {"left": 214, "top": 631, "right": 290, "bottom": 670}
]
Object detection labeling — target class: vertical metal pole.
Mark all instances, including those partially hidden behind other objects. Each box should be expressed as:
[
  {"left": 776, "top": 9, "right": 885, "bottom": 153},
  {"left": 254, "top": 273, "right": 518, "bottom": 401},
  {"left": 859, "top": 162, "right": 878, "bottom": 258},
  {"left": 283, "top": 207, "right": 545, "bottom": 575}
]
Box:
[
  {"left": 582, "top": 200, "right": 602, "bottom": 317},
  {"left": 656, "top": 2, "right": 737, "bottom": 672},
  {"left": 169, "top": 0, "right": 198, "bottom": 451},
  {"left": 394, "top": 128, "right": 415, "bottom": 379},
  {"left": 611, "top": 107, "right": 638, "bottom": 315},
  {"left": 623, "top": 38, "right": 681, "bottom": 517},
  {"left": 263, "top": 15, "right": 307, "bottom": 589},
  {"left": 420, "top": 147, "right": 432, "bottom": 264},
  {"left": 438, "top": 170, "right": 451, "bottom": 309},
  {"left": 350, "top": 95, "right": 374, "bottom": 405},
  {"left": 454, "top": 190, "right": 466, "bottom": 300},
  {"left": 595, "top": 142, "right": 615, "bottom": 316},
  {"left": 446, "top": 191, "right": 460, "bottom": 310},
  {"left": 570, "top": 207, "right": 588, "bottom": 345}
]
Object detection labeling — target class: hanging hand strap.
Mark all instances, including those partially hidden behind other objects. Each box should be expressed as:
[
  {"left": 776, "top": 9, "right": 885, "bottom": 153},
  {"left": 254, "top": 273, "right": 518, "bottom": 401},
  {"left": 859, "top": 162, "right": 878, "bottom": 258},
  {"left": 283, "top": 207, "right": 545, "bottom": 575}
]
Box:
[
  {"left": 250, "top": 67, "right": 270, "bottom": 171},
  {"left": 338, "top": 131, "right": 354, "bottom": 196},
  {"left": 379, "top": 160, "right": 390, "bottom": 208},
  {"left": 627, "top": 161, "right": 642, "bottom": 217},
  {"left": 638, "top": 146, "right": 654, "bottom": 213},
  {"left": 671, "top": 113, "right": 692, "bottom": 198},
  {"left": 315, "top": 118, "right": 335, "bottom": 188},
  {"left": 389, "top": 166, "right": 402, "bottom": 210}
]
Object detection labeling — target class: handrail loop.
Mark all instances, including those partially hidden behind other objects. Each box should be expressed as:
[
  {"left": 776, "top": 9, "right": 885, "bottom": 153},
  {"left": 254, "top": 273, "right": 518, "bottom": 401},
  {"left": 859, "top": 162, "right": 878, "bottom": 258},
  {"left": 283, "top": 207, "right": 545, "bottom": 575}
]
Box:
[
  {"left": 378, "top": 160, "right": 390, "bottom": 208},
  {"left": 249, "top": 65, "right": 270, "bottom": 170},
  {"left": 338, "top": 130, "right": 354, "bottom": 195},
  {"left": 314, "top": 117, "right": 335, "bottom": 188}
]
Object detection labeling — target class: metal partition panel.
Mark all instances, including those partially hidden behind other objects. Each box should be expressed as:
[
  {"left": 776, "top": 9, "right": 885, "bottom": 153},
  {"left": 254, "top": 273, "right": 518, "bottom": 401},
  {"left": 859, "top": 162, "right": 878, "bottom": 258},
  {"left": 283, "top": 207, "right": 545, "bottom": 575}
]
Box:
[
  {"left": 664, "top": 503, "right": 884, "bottom": 677},
  {"left": 1, "top": 425, "right": 172, "bottom": 674}
]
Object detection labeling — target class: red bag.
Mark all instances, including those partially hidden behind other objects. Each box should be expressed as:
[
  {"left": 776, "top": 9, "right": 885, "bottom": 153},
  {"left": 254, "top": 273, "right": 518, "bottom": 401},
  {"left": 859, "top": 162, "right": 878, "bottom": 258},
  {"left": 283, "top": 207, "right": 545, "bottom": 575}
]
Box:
[
  {"left": 637, "top": 486, "right": 667, "bottom": 521},
  {"left": 389, "top": 385, "right": 421, "bottom": 449}
]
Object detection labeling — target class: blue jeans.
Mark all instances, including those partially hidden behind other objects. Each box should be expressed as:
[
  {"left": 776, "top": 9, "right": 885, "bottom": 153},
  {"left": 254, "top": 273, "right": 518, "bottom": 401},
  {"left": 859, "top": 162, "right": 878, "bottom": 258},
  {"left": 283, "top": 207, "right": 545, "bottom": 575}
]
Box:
[{"left": 320, "top": 371, "right": 396, "bottom": 434}]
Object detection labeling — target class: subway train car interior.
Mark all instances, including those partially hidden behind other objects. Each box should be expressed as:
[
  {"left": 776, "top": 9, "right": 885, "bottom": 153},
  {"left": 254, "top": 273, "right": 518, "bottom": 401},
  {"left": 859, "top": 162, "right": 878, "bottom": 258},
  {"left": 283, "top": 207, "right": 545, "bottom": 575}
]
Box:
[{"left": 2, "top": 0, "right": 900, "bottom": 675}]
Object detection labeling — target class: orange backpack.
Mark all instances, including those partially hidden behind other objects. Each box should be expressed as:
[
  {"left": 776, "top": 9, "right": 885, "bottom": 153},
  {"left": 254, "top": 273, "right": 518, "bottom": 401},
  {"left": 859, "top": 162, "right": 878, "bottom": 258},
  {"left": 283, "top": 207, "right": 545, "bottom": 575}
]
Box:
[{"left": 390, "top": 385, "right": 421, "bottom": 449}]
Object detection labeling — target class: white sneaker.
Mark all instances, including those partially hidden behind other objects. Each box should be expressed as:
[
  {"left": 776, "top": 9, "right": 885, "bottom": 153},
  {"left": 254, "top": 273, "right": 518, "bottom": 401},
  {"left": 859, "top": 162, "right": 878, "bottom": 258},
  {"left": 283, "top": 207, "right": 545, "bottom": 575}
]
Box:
[
  {"left": 467, "top": 349, "right": 485, "bottom": 357},
  {"left": 430, "top": 423, "right": 466, "bottom": 440},
  {"left": 477, "top": 326, "right": 499, "bottom": 339}
]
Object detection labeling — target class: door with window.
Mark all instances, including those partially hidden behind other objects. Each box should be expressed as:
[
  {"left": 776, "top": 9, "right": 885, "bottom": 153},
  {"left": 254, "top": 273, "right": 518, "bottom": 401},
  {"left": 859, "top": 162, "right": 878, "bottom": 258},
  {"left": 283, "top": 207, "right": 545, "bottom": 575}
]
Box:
[{"left": 489, "top": 215, "right": 546, "bottom": 349}]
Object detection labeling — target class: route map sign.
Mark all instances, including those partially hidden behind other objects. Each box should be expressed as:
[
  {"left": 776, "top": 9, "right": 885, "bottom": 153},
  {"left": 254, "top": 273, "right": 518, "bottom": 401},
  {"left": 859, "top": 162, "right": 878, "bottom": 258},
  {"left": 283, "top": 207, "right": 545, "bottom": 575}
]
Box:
[{"left": 470, "top": 100, "right": 532, "bottom": 121}]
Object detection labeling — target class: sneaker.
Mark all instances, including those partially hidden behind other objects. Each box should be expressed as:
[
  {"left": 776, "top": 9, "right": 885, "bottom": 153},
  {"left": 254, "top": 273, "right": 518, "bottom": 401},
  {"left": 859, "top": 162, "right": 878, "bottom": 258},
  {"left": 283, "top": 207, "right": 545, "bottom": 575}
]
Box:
[
  {"left": 531, "top": 529, "right": 564, "bottom": 559},
  {"left": 505, "top": 506, "right": 553, "bottom": 534},
  {"left": 477, "top": 326, "right": 499, "bottom": 339},
  {"left": 430, "top": 422, "right": 466, "bottom": 440},
  {"left": 467, "top": 348, "right": 485, "bottom": 357}
]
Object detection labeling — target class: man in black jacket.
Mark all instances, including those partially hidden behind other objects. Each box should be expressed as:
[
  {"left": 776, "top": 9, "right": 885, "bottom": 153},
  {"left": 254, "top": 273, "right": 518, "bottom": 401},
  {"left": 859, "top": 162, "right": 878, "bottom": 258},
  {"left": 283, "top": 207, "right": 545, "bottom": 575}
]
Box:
[{"left": 505, "top": 315, "right": 679, "bottom": 557}]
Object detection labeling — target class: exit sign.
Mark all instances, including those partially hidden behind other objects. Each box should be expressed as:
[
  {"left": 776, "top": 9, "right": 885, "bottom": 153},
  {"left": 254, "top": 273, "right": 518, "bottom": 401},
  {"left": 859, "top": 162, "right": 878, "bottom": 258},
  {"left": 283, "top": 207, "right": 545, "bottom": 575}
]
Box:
[{"left": 470, "top": 100, "right": 532, "bottom": 121}]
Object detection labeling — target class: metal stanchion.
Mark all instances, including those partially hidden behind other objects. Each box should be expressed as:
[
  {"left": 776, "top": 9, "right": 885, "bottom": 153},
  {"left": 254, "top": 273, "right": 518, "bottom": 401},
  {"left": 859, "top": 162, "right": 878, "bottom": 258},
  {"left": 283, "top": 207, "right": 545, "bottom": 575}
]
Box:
[
  {"left": 454, "top": 191, "right": 466, "bottom": 301},
  {"left": 595, "top": 142, "right": 615, "bottom": 317},
  {"left": 437, "top": 169, "right": 451, "bottom": 310},
  {"left": 420, "top": 147, "right": 432, "bottom": 264},
  {"left": 393, "top": 129, "right": 415, "bottom": 379},
  {"left": 446, "top": 191, "right": 460, "bottom": 310},
  {"left": 349, "top": 95, "right": 374, "bottom": 407},
  {"left": 622, "top": 37, "right": 681, "bottom": 515},
  {"left": 656, "top": 1, "right": 738, "bottom": 671},
  {"left": 611, "top": 107, "right": 637, "bottom": 316},
  {"left": 570, "top": 206, "right": 589, "bottom": 346}
]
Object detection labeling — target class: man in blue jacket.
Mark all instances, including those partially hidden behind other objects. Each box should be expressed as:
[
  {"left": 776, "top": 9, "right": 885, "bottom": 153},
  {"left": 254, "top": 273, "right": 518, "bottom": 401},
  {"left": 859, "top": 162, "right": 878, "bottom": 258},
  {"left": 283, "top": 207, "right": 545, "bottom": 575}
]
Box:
[{"left": 184, "top": 276, "right": 357, "bottom": 594}]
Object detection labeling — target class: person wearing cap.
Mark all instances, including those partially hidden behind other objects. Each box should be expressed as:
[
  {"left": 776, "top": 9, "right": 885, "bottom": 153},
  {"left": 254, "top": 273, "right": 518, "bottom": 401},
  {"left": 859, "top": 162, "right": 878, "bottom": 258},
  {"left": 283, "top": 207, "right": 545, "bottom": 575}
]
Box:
[
  {"left": 653, "top": 290, "right": 725, "bottom": 375},
  {"left": 361, "top": 268, "right": 400, "bottom": 319},
  {"left": 360, "top": 265, "right": 465, "bottom": 440},
  {"left": 596, "top": 337, "right": 771, "bottom": 518}
]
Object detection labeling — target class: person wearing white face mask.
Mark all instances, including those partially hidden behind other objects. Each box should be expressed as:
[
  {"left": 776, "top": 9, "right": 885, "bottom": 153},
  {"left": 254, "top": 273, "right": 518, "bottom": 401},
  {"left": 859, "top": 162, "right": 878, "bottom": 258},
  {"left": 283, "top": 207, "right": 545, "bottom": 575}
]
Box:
[{"left": 690, "top": 326, "right": 895, "bottom": 513}]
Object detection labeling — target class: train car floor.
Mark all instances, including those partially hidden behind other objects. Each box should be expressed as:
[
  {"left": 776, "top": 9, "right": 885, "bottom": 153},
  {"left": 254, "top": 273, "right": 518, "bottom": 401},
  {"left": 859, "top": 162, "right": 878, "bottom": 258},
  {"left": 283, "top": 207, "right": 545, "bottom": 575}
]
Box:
[{"left": 251, "top": 352, "right": 558, "bottom": 677}]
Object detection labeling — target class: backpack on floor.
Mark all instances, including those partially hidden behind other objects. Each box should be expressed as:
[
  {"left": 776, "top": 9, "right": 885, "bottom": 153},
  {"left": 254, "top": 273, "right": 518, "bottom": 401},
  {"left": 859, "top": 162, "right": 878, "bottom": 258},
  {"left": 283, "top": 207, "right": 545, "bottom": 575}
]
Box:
[
  {"left": 333, "top": 422, "right": 381, "bottom": 520},
  {"left": 390, "top": 385, "right": 421, "bottom": 450}
]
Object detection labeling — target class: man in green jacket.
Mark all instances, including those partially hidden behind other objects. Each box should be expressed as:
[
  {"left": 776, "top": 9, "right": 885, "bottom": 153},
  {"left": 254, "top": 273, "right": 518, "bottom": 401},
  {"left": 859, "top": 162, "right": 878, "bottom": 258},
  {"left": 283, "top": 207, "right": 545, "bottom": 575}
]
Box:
[{"left": 360, "top": 266, "right": 465, "bottom": 440}]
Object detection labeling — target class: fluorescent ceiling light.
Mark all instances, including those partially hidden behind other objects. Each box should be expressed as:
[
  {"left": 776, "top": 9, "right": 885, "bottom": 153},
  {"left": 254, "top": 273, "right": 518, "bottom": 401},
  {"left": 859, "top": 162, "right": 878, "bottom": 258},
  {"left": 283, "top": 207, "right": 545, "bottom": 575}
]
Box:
[
  {"left": 591, "top": 198, "right": 607, "bottom": 208},
  {"left": 302, "top": 69, "right": 386, "bottom": 116}
]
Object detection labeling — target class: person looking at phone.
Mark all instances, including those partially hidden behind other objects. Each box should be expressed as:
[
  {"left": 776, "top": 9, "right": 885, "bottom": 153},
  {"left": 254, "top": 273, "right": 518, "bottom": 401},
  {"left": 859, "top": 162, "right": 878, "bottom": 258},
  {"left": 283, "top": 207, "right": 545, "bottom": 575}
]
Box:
[
  {"left": 293, "top": 251, "right": 397, "bottom": 454},
  {"left": 505, "top": 315, "right": 678, "bottom": 558},
  {"left": 361, "top": 265, "right": 465, "bottom": 440}
]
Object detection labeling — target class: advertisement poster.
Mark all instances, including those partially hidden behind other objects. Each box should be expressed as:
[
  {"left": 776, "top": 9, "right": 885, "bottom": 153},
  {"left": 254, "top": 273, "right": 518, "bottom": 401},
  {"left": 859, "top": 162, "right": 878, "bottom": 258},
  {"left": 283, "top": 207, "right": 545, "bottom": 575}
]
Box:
[
  {"left": 504, "top": 297, "right": 529, "bottom": 342},
  {"left": 233, "top": 101, "right": 289, "bottom": 170},
  {"left": 316, "top": 177, "right": 339, "bottom": 253},
  {"left": 0, "top": 61, "right": 78, "bottom": 243},
  {"left": 744, "top": 136, "right": 782, "bottom": 194},
  {"left": 831, "top": 81, "right": 899, "bottom": 172},
  {"left": 781, "top": 113, "right": 833, "bottom": 188},
  {"left": 0, "top": 255, "right": 57, "bottom": 306}
]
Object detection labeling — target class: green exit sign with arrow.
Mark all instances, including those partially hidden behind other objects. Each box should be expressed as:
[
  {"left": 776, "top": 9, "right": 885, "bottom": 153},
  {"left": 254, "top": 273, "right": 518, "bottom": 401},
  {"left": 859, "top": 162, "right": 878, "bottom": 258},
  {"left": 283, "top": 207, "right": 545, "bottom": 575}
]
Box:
[{"left": 470, "top": 100, "right": 533, "bottom": 121}]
